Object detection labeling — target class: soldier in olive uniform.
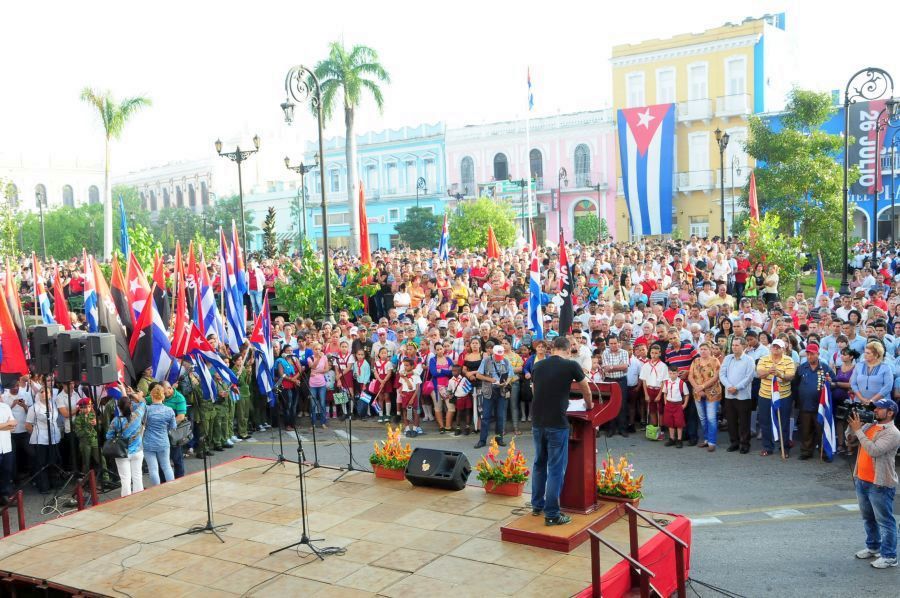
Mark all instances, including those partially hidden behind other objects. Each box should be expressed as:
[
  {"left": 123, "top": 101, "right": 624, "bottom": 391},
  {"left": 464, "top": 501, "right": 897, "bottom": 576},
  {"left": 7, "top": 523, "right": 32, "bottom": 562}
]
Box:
[
  {"left": 179, "top": 363, "right": 211, "bottom": 458},
  {"left": 211, "top": 373, "right": 232, "bottom": 450},
  {"left": 234, "top": 352, "right": 253, "bottom": 439}
]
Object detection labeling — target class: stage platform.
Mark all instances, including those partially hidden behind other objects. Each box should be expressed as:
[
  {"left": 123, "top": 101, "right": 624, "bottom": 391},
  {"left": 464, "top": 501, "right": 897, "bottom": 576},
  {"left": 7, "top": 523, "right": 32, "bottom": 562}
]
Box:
[{"left": 0, "top": 457, "right": 688, "bottom": 597}]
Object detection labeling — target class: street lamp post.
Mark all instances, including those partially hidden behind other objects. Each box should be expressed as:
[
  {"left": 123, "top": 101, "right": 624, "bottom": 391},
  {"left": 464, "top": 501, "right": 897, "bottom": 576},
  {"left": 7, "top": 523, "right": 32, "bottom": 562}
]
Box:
[
  {"left": 730, "top": 156, "right": 741, "bottom": 234},
  {"left": 872, "top": 99, "right": 899, "bottom": 266},
  {"left": 415, "top": 177, "right": 427, "bottom": 208},
  {"left": 447, "top": 187, "right": 466, "bottom": 218},
  {"left": 36, "top": 188, "right": 47, "bottom": 260},
  {"left": 281, "top": 64, "right": 334, "bottom": 323},
  {"left": 557, "top": 167, "right": 568, "bottom": 241},
  {"left": 285, "top": 153, "right": 319, "bottom": 249},
  {"left": 841, "top": 68, "right": 895, "bottom": 295},
  {"left": 215, "top": 134, "right": 260, "bottom": 252},
  {"left": 509, "top": 178, "right": 528, "bottom": 240},
  {"left": 715, "top": 128, "right": 730, "bottom": 242}
]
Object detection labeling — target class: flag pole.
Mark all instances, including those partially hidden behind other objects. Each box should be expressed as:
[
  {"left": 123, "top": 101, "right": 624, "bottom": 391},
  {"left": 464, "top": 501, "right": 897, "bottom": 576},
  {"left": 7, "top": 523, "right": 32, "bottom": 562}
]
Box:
[
  {"left": 526, "top": 67, "right": 534, "bottom": 243},
  {"left": 777, "top": 415, "right": 786, "bottom": 460}
]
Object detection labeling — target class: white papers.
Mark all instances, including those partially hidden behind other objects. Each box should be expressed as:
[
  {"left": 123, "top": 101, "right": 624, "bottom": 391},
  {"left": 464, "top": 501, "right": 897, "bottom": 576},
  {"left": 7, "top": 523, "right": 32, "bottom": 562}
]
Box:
[{"left": 567, "top": 399, "right": 587, "bottom": 412}]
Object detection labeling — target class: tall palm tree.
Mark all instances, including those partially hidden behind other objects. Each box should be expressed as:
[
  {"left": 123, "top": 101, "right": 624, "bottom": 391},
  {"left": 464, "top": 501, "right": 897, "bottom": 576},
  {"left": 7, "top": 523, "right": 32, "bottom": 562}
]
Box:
[
  {"left": 313, "top": 42, "right": 390, "bottom": 254},
  {"left": 80, "top": 88, "right": 151, "bottom": 259}
]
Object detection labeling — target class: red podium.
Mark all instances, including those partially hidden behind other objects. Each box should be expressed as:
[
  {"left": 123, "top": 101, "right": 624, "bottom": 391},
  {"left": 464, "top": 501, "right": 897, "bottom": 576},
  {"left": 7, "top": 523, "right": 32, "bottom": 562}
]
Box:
[{"left": 560, "top": 381, "right": 622, "bottom": 514}]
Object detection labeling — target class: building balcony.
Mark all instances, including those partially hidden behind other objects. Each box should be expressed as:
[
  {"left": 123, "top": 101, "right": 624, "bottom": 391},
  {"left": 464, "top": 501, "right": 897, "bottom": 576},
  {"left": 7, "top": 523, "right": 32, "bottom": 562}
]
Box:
[
  {"left": 716, "top": 94, "right": 752, "bottom": 118},
  {"left": 677, "top": 99, "right": 713, "bottom": 123},
  {"left": 569, "top": 171, "right": 608, "bottom": 190},
  {"left": 677, "top": 170, "right": 714, "bottom": 193}
]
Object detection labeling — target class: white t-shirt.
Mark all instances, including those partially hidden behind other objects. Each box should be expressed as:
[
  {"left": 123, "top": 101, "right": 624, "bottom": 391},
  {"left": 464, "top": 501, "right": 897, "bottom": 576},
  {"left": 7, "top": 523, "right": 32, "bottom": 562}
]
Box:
[
  {"left": 662, "top": 378, "right": 689, "bottom": 403},
  {"left": 55, "top": 390, "right": 81, "bottom": 434},
  {"left": 2, "top": 390, "right": 33, "bottom": 434},
  {"left": 639, "top": 360, "right": 668, "bottom": 389},
  {"left": 25, "top": 401, "right": 61, "bottom": 445},
  {"left": 0, "top": 402, "right": 13, "bottom": 454}
]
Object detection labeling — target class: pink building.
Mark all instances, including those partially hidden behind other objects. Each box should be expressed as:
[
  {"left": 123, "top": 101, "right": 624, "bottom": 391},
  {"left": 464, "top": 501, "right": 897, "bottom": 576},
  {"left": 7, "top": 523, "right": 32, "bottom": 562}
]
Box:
[{"left": 445, "top": 110, "right": 619, "bottom": 244}]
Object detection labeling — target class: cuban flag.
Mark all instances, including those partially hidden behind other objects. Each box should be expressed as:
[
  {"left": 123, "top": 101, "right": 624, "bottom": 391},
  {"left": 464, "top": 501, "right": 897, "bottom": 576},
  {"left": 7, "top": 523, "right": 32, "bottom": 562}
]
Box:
[
  {"left": 527, "top": 67, "right": 534, "bottom": 111},
  {"left": 815, "top": 253, "right": 829, "bottom": 306},
  {"left": 771, "top": 376, "right": 782, "bottom": 441},
  {"left": 527, "top": 227, "right": 544, "bottom": 340},
  {"left": 129, "top": 289, "right": 175, "bottom": 383},
  {"left": 185, "top": 322, "right": 238, "bottom": 398},
  {"left": 32, "top": 253, "right": 55, "bottom": 325},
  {"left": 461, "top": 377, "right": 473, "bottom": 395},
  {"left": 232, "top": 220, "right": 248, "bottom": 295},
  {"left": 437, "top": 213, "right": 449, "bottom": 261},
  {"left": 817, "top": 383, "right": 836, "bottom": 459},
  {"left": 83, "top": 250, "right": 99, "bottom": 333},
  {"left": 196, "top": 254, "right": 227, "bottom": 341},
  {"left": 249, "top": 294, "right": 275, "bottom": 406},
  {"left": 617, "top": 103, "right": 675, "bottom": 236},
  {"left": 220, "top": 231, "right": 247, "bottom": 353}
]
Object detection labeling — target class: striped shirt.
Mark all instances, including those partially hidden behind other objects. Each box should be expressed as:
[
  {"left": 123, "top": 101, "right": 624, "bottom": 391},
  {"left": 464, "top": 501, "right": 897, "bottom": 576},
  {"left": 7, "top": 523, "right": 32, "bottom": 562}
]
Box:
[
  {"left": 664, "top": 342, "right": 697, "bottom": 373},
  {"left": 601, "top": 349, "right": 629, "bottom": 379}
]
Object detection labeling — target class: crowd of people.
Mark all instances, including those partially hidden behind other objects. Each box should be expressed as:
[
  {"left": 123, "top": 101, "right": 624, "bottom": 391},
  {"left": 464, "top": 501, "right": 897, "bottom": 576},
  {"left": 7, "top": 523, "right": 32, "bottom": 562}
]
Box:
[{"left": 2, "top": 234, "right": 900, "bottom": 511}]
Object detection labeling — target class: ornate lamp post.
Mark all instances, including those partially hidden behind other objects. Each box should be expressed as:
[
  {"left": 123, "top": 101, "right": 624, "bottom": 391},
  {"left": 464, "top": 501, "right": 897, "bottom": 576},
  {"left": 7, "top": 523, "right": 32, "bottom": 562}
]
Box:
[
  {"left": 36, "top": 187, "right": 47, "bottom": 260},
  {"left": 215, "top": 134, "right": 259, "bottom": 252},
  {"left": 447, "top": 187, "right": 467, "bottom": 217},
  {"left": 285, "top": 153, "right": 319, "bottom": 249},
  {"left": 557, "top": 167, "right": 568, "bottom": 241},
  {"left": 281, "top": 64, "right": 334, "bottom": 323},
  {"left": 841, "top": 68, "right": 895, "bottom": 295},
  {"left": 714, "top": 128, "right": 730, "bottom": 241},
  {"left": 415, "top": 177, "right": 427, "bottom": 208}
]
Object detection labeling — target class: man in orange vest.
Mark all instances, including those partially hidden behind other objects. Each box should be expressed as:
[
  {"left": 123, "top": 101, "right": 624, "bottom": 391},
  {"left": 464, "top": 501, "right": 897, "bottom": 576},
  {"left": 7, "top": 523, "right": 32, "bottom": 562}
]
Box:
[{"left": 849, "top": 398, "right": 900, "bottom": 569}]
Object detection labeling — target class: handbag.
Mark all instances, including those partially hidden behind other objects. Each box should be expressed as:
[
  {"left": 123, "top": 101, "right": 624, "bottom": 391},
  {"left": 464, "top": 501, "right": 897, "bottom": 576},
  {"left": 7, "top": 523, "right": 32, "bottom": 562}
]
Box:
[
  {"left": 645, "top": 423, "right": 661, "bottom": 441},
  {"left": 333, "top": 390, "right": 349, "bottom": 405},
  {"left": 168, "top": 418, "right": 194, "bottom": 447},
  {"left": 102, "top": 419, "right": 128, "bottom": 459}
]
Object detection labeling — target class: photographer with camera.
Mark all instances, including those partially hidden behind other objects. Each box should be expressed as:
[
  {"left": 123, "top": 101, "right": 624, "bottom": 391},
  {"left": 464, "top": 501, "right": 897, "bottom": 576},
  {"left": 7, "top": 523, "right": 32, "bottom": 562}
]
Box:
[
  {"left": 473, "top": 344, "right": 513, "bottom": 449},
  {"left": 849, "top": 397, "right": 900, "bottom": 569}
]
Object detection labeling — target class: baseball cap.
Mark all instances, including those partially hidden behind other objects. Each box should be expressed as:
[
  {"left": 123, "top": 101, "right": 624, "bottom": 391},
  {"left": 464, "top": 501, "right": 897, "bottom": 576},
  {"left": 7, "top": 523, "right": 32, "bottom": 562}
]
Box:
[
  {"left": 492, "top": 345, "right": 505, "bottom": 355},
  {"left": 376, "top": 327, "right": 387, "bottom": 335},
  {"left": 873, "top": 398, "right": 898, "bottom": 413},
  {"left": 349, "top": 326, "right": 359, "bottom": 336},
  {"left": 772, "top": 339, "right": 786, "bottom": 349},
  {"left": 805, "top": 343, "right": 819, "bottom": 354}
]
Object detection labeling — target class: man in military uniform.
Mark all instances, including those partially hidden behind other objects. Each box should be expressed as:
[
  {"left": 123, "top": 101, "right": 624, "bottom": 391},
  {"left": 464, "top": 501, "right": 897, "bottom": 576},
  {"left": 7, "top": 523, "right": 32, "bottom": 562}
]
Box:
[
  {"left": 135, "top": 367, "right": 154, "bottom": 397},
  {"left": 211, "top": 372, "right": 232, "bottom": 451},
  {"left": 179, "top": 362, "right": 212, "bottom": 458}
]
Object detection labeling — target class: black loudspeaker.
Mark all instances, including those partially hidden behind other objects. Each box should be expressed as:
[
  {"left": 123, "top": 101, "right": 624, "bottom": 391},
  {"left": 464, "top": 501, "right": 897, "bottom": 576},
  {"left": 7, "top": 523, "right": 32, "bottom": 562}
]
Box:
[
  {"left": 55, "top": 330, "right": 85, "bottom": 383},
  {"left": 79, "top": 333, "right": 117, "bottom": 386},
  {"left": 31, "top": 324, "right": 63, "bottom": 376},
  {"left": 404, "top": 448, "right": 471, "bottom": 491}
]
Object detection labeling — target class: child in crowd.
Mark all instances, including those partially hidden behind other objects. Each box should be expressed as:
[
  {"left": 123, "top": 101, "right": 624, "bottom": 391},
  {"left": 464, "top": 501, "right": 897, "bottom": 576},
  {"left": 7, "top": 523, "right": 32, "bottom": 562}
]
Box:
[
  {"left": 661, "top": 364, "right": 689, "bottom": 448},
  {"left": 444, "top": 364, "right": 470, "bottom": 436},
  {"left": 640, "top": 344, "right": 667, "bottom": 427},
  {"left": 397, "top": 357, "right": 423, "bottom": 437},
  {"left": 351, "top": 348, "right": 372, "bottom": 418},
  {"left": 372, "top": 347, "right": 394, "bottom": 423},
  {"left": 589, "top": 353, "right": 603, "bottom": 383},
  {"left": 73, "top": 398, "right": 102, "bottom": 478}
]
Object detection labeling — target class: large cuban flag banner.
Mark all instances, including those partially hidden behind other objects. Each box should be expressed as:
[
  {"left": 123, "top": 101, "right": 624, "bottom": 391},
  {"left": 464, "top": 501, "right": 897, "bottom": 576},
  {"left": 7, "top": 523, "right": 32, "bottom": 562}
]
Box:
[{"left": 617, "top": 103, "right": 675, "bottom": 236}]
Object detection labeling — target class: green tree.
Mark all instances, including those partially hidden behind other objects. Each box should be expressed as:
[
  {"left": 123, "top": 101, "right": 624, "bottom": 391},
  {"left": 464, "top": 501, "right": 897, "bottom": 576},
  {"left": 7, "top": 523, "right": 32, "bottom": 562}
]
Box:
[
  {"left": 262, "top": 206, "right": 277, "bottom": 258},
  {"left": 80, "top": 88, "right": 151, "bottom": 259},
  {"left": 201, "top": 194, "right": 256, "bottom": 240},
  {"left": 113, "top": 185, "right": 151, "bottom": 253},
  {"left": 275, "top": 240, "right": 377, "bottom": 320},
  {"left": 0, "top": 180, "right": 18, "bottom": 259},
  {"left": 20, "top": 203, "right": 103, "bottom": 259},
  {"left": 744, "top": 213, "right": 804, "bottom": 291},
  {"left": 395, "top": 207, "right": 442, "bottom": 249},
  {"left": 313, "top": 41, "right": 390, "bottom": 254},
  {"left": 449, "top": 198, "right": 516, "bottom": 250},
  {"left": 573, "top": 214, "right": 600, "bottom": 245},
  {"left": 289, "top": 192, "right": 304, "bottom": 249},
  {"left": 744, "top": 88, "right": 855, "bottom": 271}
]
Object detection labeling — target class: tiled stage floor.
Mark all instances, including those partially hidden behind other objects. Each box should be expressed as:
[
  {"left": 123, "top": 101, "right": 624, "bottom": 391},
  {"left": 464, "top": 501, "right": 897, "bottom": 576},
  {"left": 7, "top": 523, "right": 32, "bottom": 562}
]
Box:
[{"left": 0, "top": 456, "right": 666, "bottom": 597}]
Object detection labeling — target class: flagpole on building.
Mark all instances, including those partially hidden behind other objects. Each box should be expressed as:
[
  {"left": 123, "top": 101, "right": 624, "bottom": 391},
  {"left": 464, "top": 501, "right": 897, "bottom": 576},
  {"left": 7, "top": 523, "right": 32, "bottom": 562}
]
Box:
[{"left": 526, "top": 67, "right": 534, "bottom": 243}]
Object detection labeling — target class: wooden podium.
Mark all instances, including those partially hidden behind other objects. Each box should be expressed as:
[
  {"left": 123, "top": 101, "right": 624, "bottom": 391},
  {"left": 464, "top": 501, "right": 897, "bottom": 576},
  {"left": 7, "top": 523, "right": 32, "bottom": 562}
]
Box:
[{"left": 560, "top": 381, "right": 622, "bottom": 514}]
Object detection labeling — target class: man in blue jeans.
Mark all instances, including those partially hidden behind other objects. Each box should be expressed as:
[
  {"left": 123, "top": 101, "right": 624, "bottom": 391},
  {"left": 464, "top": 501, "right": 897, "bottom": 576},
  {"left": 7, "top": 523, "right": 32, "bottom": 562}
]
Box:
[
  {"left": 530, "top": 337, "right": 593, "bottom": 526},
  {"left": 849, "top": 398, "right": 900, "bottom": 569}
]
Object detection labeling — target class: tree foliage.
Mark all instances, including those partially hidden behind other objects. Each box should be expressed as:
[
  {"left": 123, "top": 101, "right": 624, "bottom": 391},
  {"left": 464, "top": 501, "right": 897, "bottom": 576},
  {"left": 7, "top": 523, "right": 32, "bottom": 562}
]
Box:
[
  {"left": 574, "top": 214, "right": 600, "bottom": 245},
  {"left": 743, "top": 213, "right": 804, "bottom": 292},
  {"left": 395, "top": 207, "right": 442, "bottom": 249},
  {"left": 599, "top": 218, "right": 609, "bottom": 241},
  {"left": 0, "top": 179, "right": 18, "bottom": 259},
  {"left": 201, "top": 194, "right": 257, "bottom": 239},
  {"left": 448, "top": 198, "right": 516, "bottom": 250},
  {"left": 262, "top": 207, "right": 277, "bottom": 259},
  {"left": 275, "top": 240, "right": 377, "bottom": 321},
  {"left": 20, "top": 203, "right": 103, "bottom": 260},
  {"left": 744, "top": 88, "right": 855, "bottom": 271}
]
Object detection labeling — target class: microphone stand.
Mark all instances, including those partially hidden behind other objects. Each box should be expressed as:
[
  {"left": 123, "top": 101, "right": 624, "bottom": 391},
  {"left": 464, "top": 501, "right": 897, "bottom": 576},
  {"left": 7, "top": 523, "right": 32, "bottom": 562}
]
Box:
[
  {"left": 21, "top": 374, "right": 74, "bottom": 510},
  {"left": 263, "top": 375, "right": 298, "bottom": 474},
  {"left": 333, "top": 393, "right": 372, "bottom": 481},
  {"left": 300, "top": 372, "right": 341, "bottom": 471}
]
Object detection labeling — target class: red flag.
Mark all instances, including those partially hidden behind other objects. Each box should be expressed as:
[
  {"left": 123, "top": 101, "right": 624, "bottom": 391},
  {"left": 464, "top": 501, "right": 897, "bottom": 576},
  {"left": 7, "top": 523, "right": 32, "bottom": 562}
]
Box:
[
  {"left": 4, "top": 260, "right": 27, "bottom": 357},
  {"left": 748, "top": 170, "right": 760, "bottom": 223},
  {"left": 52, "top": 265, "right": 72, "bottom": 330},
  {"left": 152, "top": 254, "right": 170, "bottom": 327},
  {"left": 359, "top": 182, "right": 371, "bottom": 267},
  {"left": 92, "top": 256, "right": 134, "bottom": 383},
  {"left": 171, "top": 269, "right": 190, "bottom": 359},
  {"left": 0, "top": 266, "right": 28, "bottom": 375},
  {"left": 486, "top": 226, "right": 500, "bottom": 260},
  {"left": 558, "top": 231, "right": 574, "bottom": 335}
]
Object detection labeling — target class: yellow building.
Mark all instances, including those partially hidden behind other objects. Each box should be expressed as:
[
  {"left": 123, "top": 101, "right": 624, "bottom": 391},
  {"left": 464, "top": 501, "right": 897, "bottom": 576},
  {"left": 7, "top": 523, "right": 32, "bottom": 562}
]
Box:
[{"left": 611, "top": 13, "right": 790, "bottom": 239}]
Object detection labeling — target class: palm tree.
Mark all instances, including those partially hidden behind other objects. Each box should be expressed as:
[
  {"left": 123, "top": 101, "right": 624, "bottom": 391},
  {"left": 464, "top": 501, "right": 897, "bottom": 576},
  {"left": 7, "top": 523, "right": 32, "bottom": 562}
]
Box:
[
  {"left": 80, "top": 88, "right": 151, "bottom": 259},
  {"left": 313, "top": 42, "right": 390, "bottom": 254}
]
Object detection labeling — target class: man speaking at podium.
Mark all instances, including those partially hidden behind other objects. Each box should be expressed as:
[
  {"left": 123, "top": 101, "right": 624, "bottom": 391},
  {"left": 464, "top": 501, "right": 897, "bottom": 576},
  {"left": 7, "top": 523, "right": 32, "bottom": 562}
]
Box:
[{"left": 531, "top": 337, "right": 593, "bottom": 526}]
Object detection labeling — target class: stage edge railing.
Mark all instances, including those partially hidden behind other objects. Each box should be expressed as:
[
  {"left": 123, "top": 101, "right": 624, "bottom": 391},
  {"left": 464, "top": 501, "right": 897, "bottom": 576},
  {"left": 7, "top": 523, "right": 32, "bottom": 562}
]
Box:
[
  {"left": 75, "top": 470, "right": 100, "bottom": 511},
  {"left": 625, "top": 503, "right": 687, "bottom": 598},
  {"left": 588, "top": 528, "right": 655, "bottom": 598},
  {"left": 1, "top": 490, "right": 25, "bottom": 537}
]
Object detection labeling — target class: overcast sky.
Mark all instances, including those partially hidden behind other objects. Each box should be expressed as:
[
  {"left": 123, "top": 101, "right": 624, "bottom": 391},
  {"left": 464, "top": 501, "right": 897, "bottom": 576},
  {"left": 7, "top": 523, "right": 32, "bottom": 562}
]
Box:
[{"left": 2, "top": 0, "right": 899, "bottom": 174}]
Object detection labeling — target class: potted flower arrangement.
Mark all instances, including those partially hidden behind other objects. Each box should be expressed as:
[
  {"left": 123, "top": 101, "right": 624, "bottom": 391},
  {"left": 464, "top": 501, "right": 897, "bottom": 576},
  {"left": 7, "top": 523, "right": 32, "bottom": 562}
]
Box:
[
  {"left": 596, "top": 454, "right": 644, "bottom": 506},
  {"left": 475, "top": 438, "right": 529, "bottom": 496},
  {"left": 369, "top": 425, "right": 412, "bottom": 480}
]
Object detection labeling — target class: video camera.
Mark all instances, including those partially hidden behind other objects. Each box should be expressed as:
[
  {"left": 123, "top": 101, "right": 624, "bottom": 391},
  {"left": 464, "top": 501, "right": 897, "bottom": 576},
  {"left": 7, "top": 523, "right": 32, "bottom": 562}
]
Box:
[{"left": 835, "top": 402, "right": 876, "bottom": 424}]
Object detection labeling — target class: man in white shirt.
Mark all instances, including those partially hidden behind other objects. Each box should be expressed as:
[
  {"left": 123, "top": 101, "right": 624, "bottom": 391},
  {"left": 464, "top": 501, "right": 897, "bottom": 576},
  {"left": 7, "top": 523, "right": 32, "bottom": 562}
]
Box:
[
  {"left": 0, "top": 398, "right": 15, "bottom": 503},
  {"left": 55, "top": 382, "right": 82, "bottom": 471}
]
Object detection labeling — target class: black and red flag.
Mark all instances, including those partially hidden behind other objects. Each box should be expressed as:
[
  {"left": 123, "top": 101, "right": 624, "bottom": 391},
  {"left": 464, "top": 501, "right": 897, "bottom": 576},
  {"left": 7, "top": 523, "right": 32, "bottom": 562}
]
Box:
[
  {"left": 558, "top": 232, "right": 574, "bottom": 336},
  {"left": 152, "top": 254, "right": 170, "bottom": 328},
  {"left": 110, "top": 254, "right": 134, "bottom": 339},
  {"left": 92, "top": 256, "right": 135, "bottom": 384}
]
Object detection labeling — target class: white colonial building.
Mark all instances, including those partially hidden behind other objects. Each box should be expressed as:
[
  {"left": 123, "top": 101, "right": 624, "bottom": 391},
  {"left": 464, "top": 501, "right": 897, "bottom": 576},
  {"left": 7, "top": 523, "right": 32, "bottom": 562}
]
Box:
[
  {"left": 114, "top": 158, "right": 218, "bottom": 213},
  {"left": 0, "top": 153, "right": 104, "bottom": 211}
]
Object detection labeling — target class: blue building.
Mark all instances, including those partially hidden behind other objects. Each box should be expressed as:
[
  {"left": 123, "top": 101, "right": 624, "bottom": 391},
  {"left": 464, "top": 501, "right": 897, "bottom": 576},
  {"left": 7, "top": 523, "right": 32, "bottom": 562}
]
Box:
[{"left": 762, "top": 103, "right": 900, "bottom": 243}]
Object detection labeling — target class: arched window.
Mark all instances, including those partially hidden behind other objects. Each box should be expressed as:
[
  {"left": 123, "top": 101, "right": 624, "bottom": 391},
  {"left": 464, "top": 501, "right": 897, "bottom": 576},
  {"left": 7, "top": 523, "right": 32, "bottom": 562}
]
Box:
[
  {"left": 574, "top": 144, "right": 591, "bottom": 187},
  {"left": 201, "top": 181, "right": 209, "bottom": 206},
  {"left": 150, "top": 191, "right": 157, "bottom": 211},
  {"left": 162, "top": 188, "right": 170, "bottom": 209},
  {"left": 529, "top": 149, "right": 544, "bottom": 182},
  {"left": 460, "top": 157, "right": 475, "bottom": 193},
  {"left": 188, "top": 184, "right": 196, "bottom": 207},
  {"left": 176, "top": 186, "right": 184, "bottom": 207},
  {"left": 88, "top": 185, "right": 100, "bottom": 204},
  {"left": 140, "top": 192, "right": 147, "bottom": 210},
  {"left": 35, "top": 184, "right": 47, "bottom": 208},
  {"left": 62, "top": 185, "right": 74, "bottom": 207},
  {"left": 6, "top": 183, "right": 18, "bottom": 208},
  {"left": 493, "top": 153, "right": 508, "bottom": 181}
]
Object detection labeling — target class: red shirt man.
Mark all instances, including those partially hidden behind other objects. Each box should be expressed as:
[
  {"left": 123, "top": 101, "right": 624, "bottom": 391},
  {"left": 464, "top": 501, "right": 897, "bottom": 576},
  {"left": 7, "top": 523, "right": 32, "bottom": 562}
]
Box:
[{"left": 734, "top": 255, "right": 750, "bottom": 284}]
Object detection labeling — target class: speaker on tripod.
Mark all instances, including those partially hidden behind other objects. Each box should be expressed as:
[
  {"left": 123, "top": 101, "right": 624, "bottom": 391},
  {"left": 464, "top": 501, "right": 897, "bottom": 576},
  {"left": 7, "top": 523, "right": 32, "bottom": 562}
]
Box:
[
  {"left": 404, "top": 448, "right": 471, "bottom": 491},
  {"left": 55, "top": 330, "right": 85, "bottom": 383},
  {"left": 31, "top": 324, "right": 63, "bottom": 376},
  {"left": 79, "top": 333, "right": 117, "bottom": 386}
]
